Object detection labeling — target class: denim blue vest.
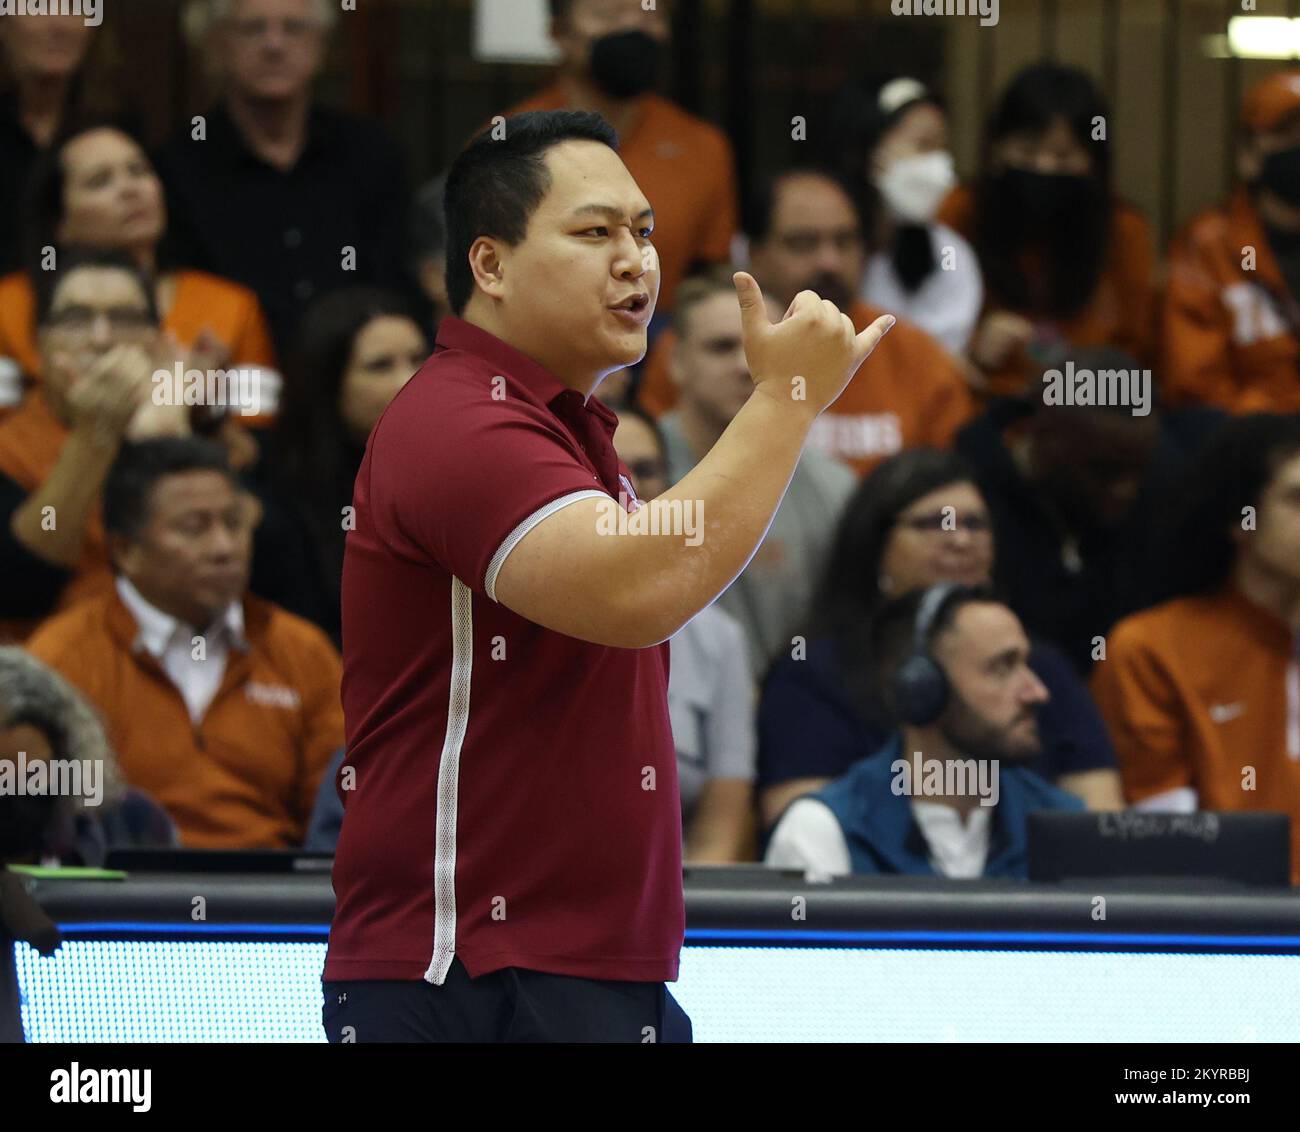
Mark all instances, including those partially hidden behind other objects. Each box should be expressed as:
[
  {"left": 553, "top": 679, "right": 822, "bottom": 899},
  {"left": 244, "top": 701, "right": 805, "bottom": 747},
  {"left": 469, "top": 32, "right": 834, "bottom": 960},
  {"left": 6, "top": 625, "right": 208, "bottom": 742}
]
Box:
[{"left": 811, "top": 736, "right": 1086, "bottom": 877}]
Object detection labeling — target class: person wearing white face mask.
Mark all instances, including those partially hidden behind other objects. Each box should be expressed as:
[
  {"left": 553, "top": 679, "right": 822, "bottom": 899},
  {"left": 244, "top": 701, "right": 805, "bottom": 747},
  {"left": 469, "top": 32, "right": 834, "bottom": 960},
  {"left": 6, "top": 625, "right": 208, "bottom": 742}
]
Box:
[{"left": 831, "top": 76, "right": 984, "bottom": 358}]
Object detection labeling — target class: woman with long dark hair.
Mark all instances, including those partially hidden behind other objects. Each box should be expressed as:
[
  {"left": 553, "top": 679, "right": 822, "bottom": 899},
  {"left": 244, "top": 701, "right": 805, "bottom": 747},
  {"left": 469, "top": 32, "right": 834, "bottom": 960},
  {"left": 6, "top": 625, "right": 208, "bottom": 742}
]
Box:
[
  {"left": 259, "top": 286, "right": 430, "bottom": 644},
  {"left": 0, "top": 122, "right": 277, "bottom": 402},
  {"left": 937, "top": 64, "right": 1156, "bottom": 397},
  {"left": 758, "top": 447, "right": 1122, "bottom": 829}
]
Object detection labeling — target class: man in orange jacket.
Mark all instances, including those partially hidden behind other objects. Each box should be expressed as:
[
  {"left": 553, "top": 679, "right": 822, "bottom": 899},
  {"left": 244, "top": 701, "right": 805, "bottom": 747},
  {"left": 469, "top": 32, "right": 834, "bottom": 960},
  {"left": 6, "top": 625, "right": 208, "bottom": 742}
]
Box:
[
  {"left": 1164, "top": 70, "right": 1300, "bottom": 414},
  {"left": 26, "top": 436, "right": 343, "bottom": 849},
  {"left": 1092, "top": 415, "right": 1300, "bottom": 883}
]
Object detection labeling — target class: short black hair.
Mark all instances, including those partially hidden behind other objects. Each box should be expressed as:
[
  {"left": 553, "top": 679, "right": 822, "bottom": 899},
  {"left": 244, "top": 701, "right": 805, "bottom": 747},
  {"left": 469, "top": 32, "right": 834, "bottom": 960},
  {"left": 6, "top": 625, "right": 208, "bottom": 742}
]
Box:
[
  {"left": 34, "top": 246, "right": 159, "bottom": 328},
  {"left": 744, "top": 165, "right": 867, "bottom": 246},
  {"left": 867, "top": 584, "right": 999, "bottom": 718},
  {"left": 443, "top": 110, "right": 619, "bottom": 316},
  {"left": 103, "top": 437, "right": 234, "bottom": 544},
  {"left": 1159, "top": 414, "right": 1300, "bottom": 598}
]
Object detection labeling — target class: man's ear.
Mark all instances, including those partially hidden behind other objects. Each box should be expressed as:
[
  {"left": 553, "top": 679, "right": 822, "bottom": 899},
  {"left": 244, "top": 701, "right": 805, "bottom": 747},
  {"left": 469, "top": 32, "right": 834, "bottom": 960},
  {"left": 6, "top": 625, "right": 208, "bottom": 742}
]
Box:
[
  {"left": 107, "top": 532, "right": 137, "bottom": 578},
  {"left": 467, "top": 237, "right": 507, "bottom": 302}
]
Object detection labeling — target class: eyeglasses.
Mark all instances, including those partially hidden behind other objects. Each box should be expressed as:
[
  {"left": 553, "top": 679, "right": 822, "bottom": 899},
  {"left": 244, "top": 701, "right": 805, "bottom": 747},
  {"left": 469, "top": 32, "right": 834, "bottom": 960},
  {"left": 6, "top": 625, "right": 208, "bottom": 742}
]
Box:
[
  {"left": 229, "top": 18, "right": 320, "bottom": 41},
  {"left": 895, "top": 512, "right": 993, "bottom": 535},
  {"left": 45, "top": 306, "right": 155, "bottom": 333}
]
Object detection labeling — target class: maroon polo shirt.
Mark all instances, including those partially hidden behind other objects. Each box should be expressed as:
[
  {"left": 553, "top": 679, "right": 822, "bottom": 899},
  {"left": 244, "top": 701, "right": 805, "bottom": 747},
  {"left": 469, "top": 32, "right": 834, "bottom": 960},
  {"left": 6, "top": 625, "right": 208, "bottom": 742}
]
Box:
[{"left": 324, "top": 316, "right": 683, "bottom": 985}]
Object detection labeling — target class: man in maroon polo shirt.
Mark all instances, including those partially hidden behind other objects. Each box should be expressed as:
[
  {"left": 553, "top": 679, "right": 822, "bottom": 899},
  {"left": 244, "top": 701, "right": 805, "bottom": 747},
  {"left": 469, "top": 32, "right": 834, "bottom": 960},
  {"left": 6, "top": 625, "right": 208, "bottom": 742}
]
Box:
[{"left": 322, "top": 109, "right": 895, "bottom": 1042}]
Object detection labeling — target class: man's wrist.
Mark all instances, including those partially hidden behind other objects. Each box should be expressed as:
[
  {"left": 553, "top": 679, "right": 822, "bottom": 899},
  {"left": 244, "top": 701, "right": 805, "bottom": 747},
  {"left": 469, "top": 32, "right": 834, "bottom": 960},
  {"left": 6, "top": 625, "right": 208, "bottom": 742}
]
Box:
[
  {"left": 68, "top": 418, "right": 126, "bottom": 457},
  {"left": 748, "top": 378, "right": 819, "bottom": 426}
]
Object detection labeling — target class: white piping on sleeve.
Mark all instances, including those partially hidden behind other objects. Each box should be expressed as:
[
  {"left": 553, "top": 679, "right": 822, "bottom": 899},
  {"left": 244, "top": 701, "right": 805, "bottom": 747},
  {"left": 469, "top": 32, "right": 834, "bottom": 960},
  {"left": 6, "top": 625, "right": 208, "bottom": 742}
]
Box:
[{"left": 483, "top": 489, "right": 608, "bottom": 602}]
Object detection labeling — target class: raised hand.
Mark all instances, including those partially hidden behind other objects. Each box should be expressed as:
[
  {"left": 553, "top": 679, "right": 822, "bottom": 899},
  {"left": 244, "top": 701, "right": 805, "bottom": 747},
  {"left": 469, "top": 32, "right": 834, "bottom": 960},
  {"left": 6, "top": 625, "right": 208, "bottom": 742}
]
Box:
[{"left": 733, "top": 271, "right": 894, "bottom": 416}]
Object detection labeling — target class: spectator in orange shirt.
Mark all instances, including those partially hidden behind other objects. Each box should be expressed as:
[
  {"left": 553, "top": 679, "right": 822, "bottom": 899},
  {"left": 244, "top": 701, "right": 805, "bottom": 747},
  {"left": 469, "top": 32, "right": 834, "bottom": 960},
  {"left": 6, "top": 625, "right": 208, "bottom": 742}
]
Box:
[
  {"left": 640, "top": 168, "right": 973, "bottom": 476},
  {"left": 0, "top": 248, "right": 289, "bottom": 642},
  {"left": 504, "top": 0, "right": 738, "bottom": 314},
  {"left": 0, "top": 123, "right": 278, "bottom": 413},
  {"left": 938, "top": 64, "right": 1156, "bottom": 398},
  {"left": 1091, "top": 415, "right": 1300, "bottom": 883},
  {"left": 1163, "top": 70, "right": 1300, "bottom": 415},
  {"left": 26, "top": 437, "right": 344, "bottom": 849},
  {"left": 0, "top": 249, "right": 202, "bottom": 639}
]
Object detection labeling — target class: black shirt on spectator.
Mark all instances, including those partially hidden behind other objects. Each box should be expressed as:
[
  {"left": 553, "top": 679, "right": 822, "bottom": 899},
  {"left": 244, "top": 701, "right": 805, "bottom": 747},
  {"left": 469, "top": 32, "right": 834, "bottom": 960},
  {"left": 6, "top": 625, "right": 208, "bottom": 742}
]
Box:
[
  {"left": 955, "top": 399, "right": 1173, "bottom": 675},
  {"left": 0, "top": 92, "right": 42, "bottom": 275},
  {"left": 154, "top": 103, "right": 419, "bottom": 358}
]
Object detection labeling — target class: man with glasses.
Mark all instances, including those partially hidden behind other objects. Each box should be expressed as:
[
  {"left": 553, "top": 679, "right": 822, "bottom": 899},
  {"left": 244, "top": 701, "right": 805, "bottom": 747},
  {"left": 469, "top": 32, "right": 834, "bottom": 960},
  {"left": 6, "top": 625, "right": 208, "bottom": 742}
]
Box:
[
  {"left": 0, "top": 248, "right": 189, "bottom": 639},
  {"left": 155, "top": 0, "right": 420, "bottom": 356}
]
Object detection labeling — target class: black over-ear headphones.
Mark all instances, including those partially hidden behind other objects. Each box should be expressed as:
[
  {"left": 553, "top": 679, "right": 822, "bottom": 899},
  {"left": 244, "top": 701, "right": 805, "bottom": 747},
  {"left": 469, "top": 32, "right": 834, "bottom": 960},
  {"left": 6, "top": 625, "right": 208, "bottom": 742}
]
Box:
[{"left": 891, "top": 582, "right": 959, "bottom": 728}]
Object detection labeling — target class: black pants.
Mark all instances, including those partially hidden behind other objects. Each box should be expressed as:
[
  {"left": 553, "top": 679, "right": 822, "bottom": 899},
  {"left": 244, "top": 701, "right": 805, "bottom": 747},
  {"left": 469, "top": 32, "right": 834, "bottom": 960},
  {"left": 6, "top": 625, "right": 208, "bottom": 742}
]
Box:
[{"left": 322, "top": 957, "right": 693, "bottom": 1043}]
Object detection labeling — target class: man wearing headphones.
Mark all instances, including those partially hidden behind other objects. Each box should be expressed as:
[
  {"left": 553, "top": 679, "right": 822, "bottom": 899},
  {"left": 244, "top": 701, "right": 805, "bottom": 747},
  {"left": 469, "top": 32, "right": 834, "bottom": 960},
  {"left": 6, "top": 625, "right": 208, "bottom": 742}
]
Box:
[{"left": 765, "top": 584, "right": 1084, "bottom": 877}]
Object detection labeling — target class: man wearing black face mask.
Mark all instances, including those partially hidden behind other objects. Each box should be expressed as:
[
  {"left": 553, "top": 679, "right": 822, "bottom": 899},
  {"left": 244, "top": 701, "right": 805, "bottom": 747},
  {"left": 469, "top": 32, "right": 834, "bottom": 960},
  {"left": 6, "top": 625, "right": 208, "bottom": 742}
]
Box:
[
  {"left": 1165, "top": 70, "right": 1300, "bottom": 416},
  {"left": 504, "top": 0, "right": 738, "bottom": 314}
]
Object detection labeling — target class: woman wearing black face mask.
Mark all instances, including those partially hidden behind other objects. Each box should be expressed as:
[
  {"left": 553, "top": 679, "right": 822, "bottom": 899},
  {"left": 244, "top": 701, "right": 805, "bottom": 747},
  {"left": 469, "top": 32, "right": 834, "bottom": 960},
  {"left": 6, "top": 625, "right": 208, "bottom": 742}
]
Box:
[
  {"left": 1164, "top": 69, "right": 1300, "bottom": 417},
  {"left": 937, "top": 64, "right": 1156, "bottom": 398}
]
